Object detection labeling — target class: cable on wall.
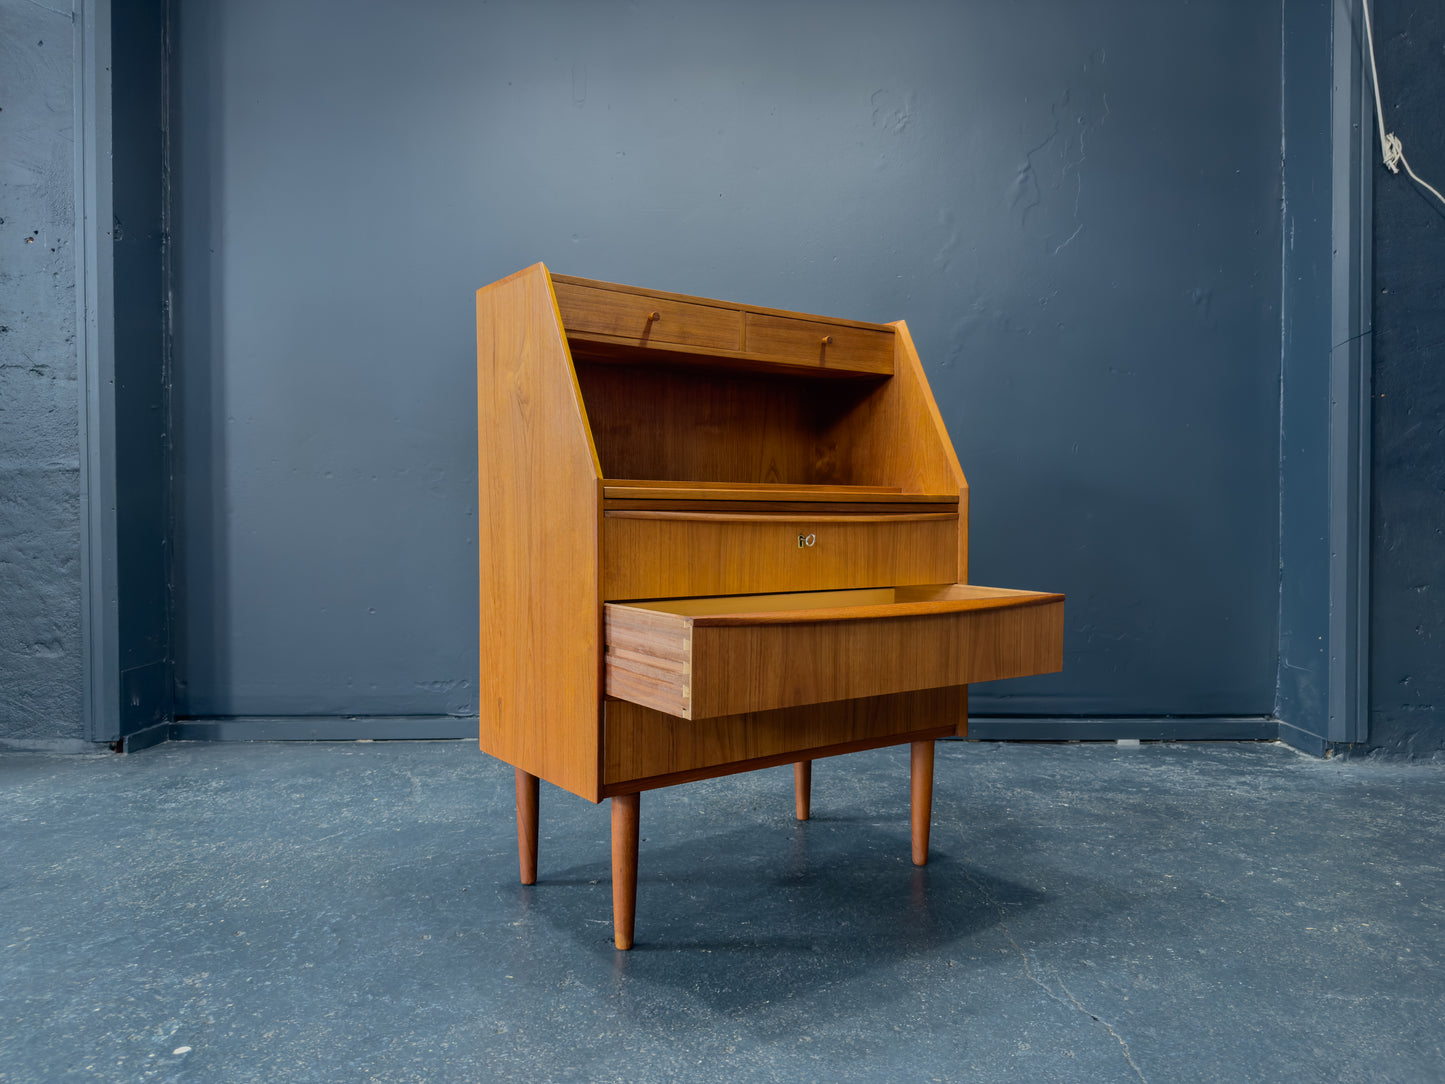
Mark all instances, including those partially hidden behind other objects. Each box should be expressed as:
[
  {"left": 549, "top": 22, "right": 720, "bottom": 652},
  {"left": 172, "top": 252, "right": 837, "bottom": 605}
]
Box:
[{"left": 1361, "top": 0, "right": 1445, "bottom": 209}]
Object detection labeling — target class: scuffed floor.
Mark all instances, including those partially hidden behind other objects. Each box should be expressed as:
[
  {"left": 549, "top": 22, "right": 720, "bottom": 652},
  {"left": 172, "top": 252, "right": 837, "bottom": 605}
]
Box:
[{"left": 2, "top": 739, "right": 1442, "bottom": 1082}]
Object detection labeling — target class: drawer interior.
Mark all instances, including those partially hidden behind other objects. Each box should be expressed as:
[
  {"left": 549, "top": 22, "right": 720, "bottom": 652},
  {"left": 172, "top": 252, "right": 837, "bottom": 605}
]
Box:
[{"left": 620, "top": 583, "right": 1055, "bottom": 619}]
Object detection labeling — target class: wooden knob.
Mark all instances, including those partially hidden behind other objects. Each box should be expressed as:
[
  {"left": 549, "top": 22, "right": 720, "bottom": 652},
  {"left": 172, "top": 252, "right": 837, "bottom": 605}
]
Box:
[
  {"left": 821, "top": 335, "right": 833, "bottom": 345},
  {"left": 647, "top": 311, "right": 661, "bottom": 321}
]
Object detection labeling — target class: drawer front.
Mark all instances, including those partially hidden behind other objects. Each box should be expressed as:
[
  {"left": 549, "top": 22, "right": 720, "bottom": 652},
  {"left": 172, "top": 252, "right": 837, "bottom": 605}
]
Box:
[
  {"left": 604, "top": 585, "right": 1065, "bottom": 720},
  {"left": 743, "top": 312, "right": 893, "bottom": 374},
  {"left": 603, "top": 689, "right": 964, "bottom": 787},
  {"left": 601, "top": 512, "right": 958, "bottom": 600},
  {"left": 553, "top": 282, "right": 742, "bottom": 351}
]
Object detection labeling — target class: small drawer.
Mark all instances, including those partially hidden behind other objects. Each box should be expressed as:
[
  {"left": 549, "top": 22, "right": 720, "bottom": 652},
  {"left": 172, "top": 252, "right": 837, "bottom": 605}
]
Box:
[
  {"left": 743, "top": 313, "right": 894, "bottom": 374},
  {"left": 601, "top": 511, "right": 958, "bottom": 600},
  {"left": 604, "top": 584, "right": 1064, "bottom": 720},
  {"left": 554, "top": 282, "right": 742, "bottom": 351}
]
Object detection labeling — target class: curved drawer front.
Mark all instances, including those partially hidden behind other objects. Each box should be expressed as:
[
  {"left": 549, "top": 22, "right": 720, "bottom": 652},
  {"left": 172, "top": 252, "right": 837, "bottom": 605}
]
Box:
[
  {"left": 601, "top": 511, "right": 958, "bottom": 600},
  {"left": 604, "top": 584, "right": 1065, "bottom": 720}
]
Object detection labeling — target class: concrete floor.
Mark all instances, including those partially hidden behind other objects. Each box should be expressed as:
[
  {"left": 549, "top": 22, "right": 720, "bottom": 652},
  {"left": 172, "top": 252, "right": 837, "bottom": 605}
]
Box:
[{"left": 1, "top": 739, "right": 1443, "bottom": 1083}]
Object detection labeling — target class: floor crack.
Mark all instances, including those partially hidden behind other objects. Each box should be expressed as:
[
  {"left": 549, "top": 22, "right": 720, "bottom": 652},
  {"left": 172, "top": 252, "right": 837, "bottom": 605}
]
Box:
[
  {"left": 962, "top": 865, "right": 1147, "bottom": 1083},
  {"left": 1055, "top": 975, "right": 1148, "bottom": 1082}
]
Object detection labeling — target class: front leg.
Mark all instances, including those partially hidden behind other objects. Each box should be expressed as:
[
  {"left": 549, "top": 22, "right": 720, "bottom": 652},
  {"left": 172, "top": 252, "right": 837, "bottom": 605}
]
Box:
[
  {"left": 910, "top": 741, "right": 935, "bottom": 866},
  {"left": 611, "top": 792, "right": 641, "bottom": 950}
]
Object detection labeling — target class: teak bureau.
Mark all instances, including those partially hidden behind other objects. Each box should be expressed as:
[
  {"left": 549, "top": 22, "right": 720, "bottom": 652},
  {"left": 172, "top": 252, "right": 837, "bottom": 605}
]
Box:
[{"left": 477, "top": 264, "right": 1064, "bottom": 949}]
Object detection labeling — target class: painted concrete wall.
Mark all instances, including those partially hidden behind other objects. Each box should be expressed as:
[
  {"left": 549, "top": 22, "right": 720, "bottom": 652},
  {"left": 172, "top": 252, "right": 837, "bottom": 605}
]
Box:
[
  {"left": 0, "top": 4, "right": 84, "bottom": 744},
  {"left": 1368, "top": 2, "right": 1445, "bottom": 757},
  {"left": 171, "top": 0, "right": 1284, "bottom": 723}
]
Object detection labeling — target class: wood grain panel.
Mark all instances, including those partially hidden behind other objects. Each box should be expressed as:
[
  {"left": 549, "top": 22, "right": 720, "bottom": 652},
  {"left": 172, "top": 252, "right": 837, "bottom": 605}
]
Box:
[
  {"left": 890, "top": 322, "right": 970, "bottom": 577},
  {"left": 553, "top": 280, "right": 742, "bottom": 351},
  {"left": 744, "top": 312, "right": 894, "bottom": 374},
  {"left": 819, "top": 320, "right": 970, "bottom": 572},
  {"left": 603, "top": 604, "right": 693, "bottom": 718},
  {"left": 690, "top": 600, "right": 1061, "bottom": 717},
  {"left": 552, "top": 273, "right": 896, "bottom": 333},
  {"left": 601, "top": 513, "right": 958, "bottom": 599},
  {"left": 576, "top": 363, "right": 880, "bottom": 486},
  {"left": 569, "top": 337, "right": 895, "bottom": 379},
  {"left": 476, "top": 264, "right": 603, "bottom": 801},
  {"left": 602, "top": 687, "right": 966, "bottom": 787}
]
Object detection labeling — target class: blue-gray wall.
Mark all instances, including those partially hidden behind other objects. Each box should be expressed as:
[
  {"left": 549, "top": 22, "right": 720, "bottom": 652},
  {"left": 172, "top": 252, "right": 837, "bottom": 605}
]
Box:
[
  {"left": 171, "top": 0, "right": 1284, "bottom": 726},
  {"left": 1368, "top": 1, "right": 1445, "bottom": 758},
  {"left": 0, "top": 3, "right": 84, "bottom": 745}
]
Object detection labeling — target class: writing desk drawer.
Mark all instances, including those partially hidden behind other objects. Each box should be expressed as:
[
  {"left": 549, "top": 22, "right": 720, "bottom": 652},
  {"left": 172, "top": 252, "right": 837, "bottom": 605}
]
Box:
[
  {"left": 743, "top": 312, "right": 894, "bottom": 374},
  {"left": 553, "top": 281, "right": 742, "bottom": 351},
  {"left": 604, "top": 584, "right": 1064, "bottom": 720},
  {"left": 602, "top": 511, "right": 958, "bottom": 600}
]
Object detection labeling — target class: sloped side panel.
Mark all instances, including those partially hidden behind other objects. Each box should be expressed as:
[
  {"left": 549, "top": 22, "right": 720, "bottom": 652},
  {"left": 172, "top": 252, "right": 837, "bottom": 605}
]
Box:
[{"left": 477, "top": 264, "right": 604, "bottom": 801}]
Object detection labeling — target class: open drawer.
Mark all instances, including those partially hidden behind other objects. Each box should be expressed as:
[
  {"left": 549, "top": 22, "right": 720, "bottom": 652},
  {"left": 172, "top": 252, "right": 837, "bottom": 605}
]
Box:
[{"left": 604, "top": 584, "right": 1064, "bottom": 720}]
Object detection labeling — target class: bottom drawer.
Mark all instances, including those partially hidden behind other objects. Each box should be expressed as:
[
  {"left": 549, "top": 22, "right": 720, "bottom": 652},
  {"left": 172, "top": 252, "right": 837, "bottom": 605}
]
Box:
[
  {"left": 604, "top": 584, "right": 1064, "bottom": 720},
  {"left": 603, "top": 688, "right": 963, "bottom": 789}
]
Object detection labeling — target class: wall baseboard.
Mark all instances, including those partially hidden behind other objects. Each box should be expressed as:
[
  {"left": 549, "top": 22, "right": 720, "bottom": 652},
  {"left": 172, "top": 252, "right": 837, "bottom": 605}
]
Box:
[
  {"left": 965, "top": 716, "right": 1278, "bottom": 742},
  {"left": 1273, "top": 718, "right": 1367, "bottom": 758},
  {"left": 0, "top": 737, "right": 113, "bottom": 755},
  {"left": 164, "top": 716, "right": 476, "bottom": 744},
  {"left": 117, "top": 714, "right": 1285, "bottom": 750},
  {"left": 119, "top": 720, "right": 173, "bottom": 753}
]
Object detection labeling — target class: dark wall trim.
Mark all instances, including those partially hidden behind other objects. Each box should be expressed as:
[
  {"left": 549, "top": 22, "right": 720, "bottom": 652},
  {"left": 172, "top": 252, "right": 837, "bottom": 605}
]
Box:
[
  {"left": 1277, "top": 718, "right": 1329, "bottom": 758},
  {"left": 123, "top": 716, "right": 1277, "bottom": 750},
  {"left": 968, "top": 717, "right": 1278, "bottom": 743},
  {"left": 76, "top": 0, "right": 175, "bottom": 744},
  {"left": 75, "top": 0, "right": 119, "bottom": 743},
  {"left": 1328, "top": 0, "right": 1373, "bottom": 744},
  {"left": 161, "top": 716, "right": 478, "bottom": 745},
  {"left": 1276, "top": 0, "right": 1373, "bottom": 754}
]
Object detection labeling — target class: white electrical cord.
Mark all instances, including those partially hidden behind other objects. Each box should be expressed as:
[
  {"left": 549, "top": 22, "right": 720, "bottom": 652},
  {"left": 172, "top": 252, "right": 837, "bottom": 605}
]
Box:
[{"left": 1361, "top": 0, "right": 1445, "bottom": 209}]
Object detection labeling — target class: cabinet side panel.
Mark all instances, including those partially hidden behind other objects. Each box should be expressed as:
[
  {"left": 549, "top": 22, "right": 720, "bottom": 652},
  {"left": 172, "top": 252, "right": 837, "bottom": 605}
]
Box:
[
  {"left": 477, "top": 265, "right": 602, "bottom": 801},
  {"left": 824, "top": 322, "right": 967, "bottom": 558},
  {"left": 891, "top": 322, "right": 970, "bottom": 580}
]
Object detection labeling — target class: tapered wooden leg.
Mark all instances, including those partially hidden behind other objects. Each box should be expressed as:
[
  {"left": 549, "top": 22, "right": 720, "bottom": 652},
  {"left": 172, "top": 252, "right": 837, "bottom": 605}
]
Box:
[
  {"left": 910, "top": 740, "right": 935, "bottom": 867},
  {"left": 611, "top": 792, "right": 640, "bottom": 950},
  {"left": 515, "top": 769, "right": 540, "bottom": 885},
  {"left": 793, "top": 760, "right": 812, "bottom": 821}
]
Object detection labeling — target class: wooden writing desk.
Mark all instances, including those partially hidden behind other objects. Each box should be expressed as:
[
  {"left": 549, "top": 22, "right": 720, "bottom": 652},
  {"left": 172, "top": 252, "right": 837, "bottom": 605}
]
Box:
[{"left": 477, "top": 264, "right": 1063, "bottom": 948}]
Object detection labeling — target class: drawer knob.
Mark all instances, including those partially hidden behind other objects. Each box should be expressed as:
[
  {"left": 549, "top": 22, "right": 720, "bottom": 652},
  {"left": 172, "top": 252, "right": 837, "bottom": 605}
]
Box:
[
  {"left": 647, "top": 311, "right": 661, "bottom": 322},
  {"left": 820, "top": 335, "right": 833, "bottom": 345}
]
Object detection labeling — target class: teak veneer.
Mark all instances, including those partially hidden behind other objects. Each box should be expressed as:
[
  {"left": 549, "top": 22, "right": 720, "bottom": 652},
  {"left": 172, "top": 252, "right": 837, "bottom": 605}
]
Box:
[{"left": 477, "top": 264, "right": 1065, "bottom": 949}]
